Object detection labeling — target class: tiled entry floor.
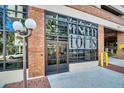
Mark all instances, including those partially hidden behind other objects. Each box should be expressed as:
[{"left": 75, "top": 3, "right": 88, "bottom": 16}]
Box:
[{"left": 48, "top": 59, "right": 124, "bottom": 88}]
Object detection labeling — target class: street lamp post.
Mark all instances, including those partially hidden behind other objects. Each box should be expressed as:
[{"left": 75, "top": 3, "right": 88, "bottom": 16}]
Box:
[{"left": 13, "top": 18, "right": 37, "bottom": 88}]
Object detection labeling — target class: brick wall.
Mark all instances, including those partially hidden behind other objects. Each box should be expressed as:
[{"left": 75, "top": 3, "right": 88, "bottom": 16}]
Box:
[
  {"left": 28, "top": 6, "right": 45, "bottom": 78},
  {"left": 98, "top": 25, "right": 104, "bottom": 64},
  {"left": 117, "top": 32, "right": 124, "bottom": 59},
  {"left": 67, "top": 5, "right": 124, "bottom": 26}
]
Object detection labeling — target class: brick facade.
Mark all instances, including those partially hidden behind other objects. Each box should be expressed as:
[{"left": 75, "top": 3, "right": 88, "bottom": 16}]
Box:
[
  {"left": 28, "top": 6, "right": 45, "bottom": 78},
  {"left": 117, "top": 32, "right": 124, "bottom": 59},
  {"left": 27, "top": 6, "right": 124, "bottom": 78},
  {"left": 67, "top": 5, "right": 124, "bottom": 26},
  {"left": 98, "top": 25, "right": 104, "bottom": 64}
]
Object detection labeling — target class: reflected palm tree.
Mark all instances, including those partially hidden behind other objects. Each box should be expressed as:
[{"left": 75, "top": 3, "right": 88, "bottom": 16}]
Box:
[
  {"left": 46, "top": 19, "right": 56, "bottom": 35},
  {"left": 6, "top": 32, "right": 15, "bottom": 55}
]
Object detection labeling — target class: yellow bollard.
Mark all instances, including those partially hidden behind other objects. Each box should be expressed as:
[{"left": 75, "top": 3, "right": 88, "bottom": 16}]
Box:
[
  {"left": 100, "top": 52, "right": 104, "bottom": 67},
  {"left": 105, "top": 52, "right": 109, "bottom": 67}
]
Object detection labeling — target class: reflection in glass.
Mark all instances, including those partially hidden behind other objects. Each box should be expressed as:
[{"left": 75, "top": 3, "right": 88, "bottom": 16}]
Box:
[
  {"left": 59, "top": 44, "right": 67, "bottom": 64},
  {"left": 47, "top": 43, "right": 57, "bottom": 74},
  {"left": 69, "top": 18, "right": 77, "bottom": 24},
  {"left": 47, "top": 44, "right": 57, "bottom": 65},
  {"left": 77, "top": 50, "right": 85, "bottom": 62},
  {"left": 7, "top": 6, "right": 16, "bottom": 10},
  {"left": 46, "top": 19, "right": 56, "bottom": 35},
  {"left": 84, "top": 50, "right": 91, "bottom": 61},
  {"left": 17, "top": 6, "right": 23, "bottom": 12},
  {"left": 68, "top": 49, "right": 78, "bottom": 63},
  {"left": 47, "top": 43, "right": 68, "bottom": 74},
  {"left": 58, "top": 44, "right": 68, "bottom": 73},
  {"left": 6, "top": 62, "right": 23, "bottom": 70},
  {"left": 7, "top": 10, "right": 16, "bottom": 18},
  {"left": 0, "top": 31, "right": 3, "bottom": 64},
  {"left": 68, "top": 24, "right": 77, "bottom": 34},
  {"left": 46, "top": 19, "right": 57, "bottom": 40},
  {"left": 78, "top": 26, "right": 85, "bottom": 35},
  {"left": 0, "top": 5, "right": 27, "bottom": 71},
  {"left": 46, "top": 12, "right": 57, "bottom": 19},
  {"left": 58, "top": 15, "right": 68, "bottom": 22},
  {"left": 58, "top": 21, "right": 68, "bottom": 35},
  {"left": 58, "top": 21, "right": 68, "bottom": 41},
  {"left": 6, "top": 32, "right": 23, "bottom": 64},
  {"left": 45, "top": 11, "right": 98, "bottom": 65},
  {"left": 0, "top": 11, "right": 3, "bottom": 29},
  {"left": 17, "top": 13, "right": 23, "bottom": 19},
  {"left": 0, "top": 63, "right": 3, "bottom": 70}
]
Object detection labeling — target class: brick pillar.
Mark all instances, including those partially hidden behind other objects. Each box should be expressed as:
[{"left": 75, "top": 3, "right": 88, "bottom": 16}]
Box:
[
  {"left": 28, "top": 6, "right": 45, "bottom": 78},
  {"left": 117, "top": 32, "right": 124, "bottom": 59},
  {"left": 98, "top": 25, "right": 104, "bottom": 64}
]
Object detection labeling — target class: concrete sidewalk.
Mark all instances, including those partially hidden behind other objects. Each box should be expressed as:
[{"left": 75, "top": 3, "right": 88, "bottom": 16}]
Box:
[{"left": 48, "top": 60, "right": 124, "bottom": 88}]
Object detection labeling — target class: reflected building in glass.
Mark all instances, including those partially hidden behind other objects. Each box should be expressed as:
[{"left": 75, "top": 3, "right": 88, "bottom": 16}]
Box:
[
  {"left": 0, "top": 5, "right": 27, "bottom": 70},
  {"left": 45, "top": 11, "right": 98, "bottom": 74}
]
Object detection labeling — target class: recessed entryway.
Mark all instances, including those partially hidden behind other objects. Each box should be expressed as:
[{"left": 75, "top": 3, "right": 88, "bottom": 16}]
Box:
[{"left": 104, "top": 28, "right": 117, "bottom": 57}]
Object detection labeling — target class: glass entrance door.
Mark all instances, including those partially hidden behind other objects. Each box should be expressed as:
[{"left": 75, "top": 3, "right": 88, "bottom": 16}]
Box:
[
  {"left": 46, "top": 42, "right": 57, "bottom": 74},
  {"left": 46, "top": 41, "right": 68, "bottom": 75},
  {"left": 58, "top": 43, "right": 69, "bottom": 73}
]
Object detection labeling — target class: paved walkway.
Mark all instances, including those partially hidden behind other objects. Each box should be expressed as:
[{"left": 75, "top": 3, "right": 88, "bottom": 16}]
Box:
[
  {"left": 4, "top": 77, "right": 51, "bottom": 88},
  {"left": 48, "top": 59, "right": 124, "bottom": 88}
]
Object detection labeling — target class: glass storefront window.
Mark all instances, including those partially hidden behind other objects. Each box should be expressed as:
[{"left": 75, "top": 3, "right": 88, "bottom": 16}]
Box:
[
  {"left": 68, "top": 24, "right": 77, "bottom": 34},
  {"left": 17, "top": 6, "right": 23, "bottom": 12},
  {"left": 7, "top": 10, "right": 16, "bottom": 18},
  {"left": 78, "top": 25, "right": 85, "bottom": 35},
  {"left": 6, "top": 32, "right": 15, "bottom": 55},
  {"left": 46, "top": 19, "right": 57, "bottom": 35},
  {"left": 85, "top": 27, "right": 90, "bottom": 36},
  {"left": 58, "top": 21, "right": 68, "bottom": 34},
  {"left": 0, "top": 31, "right": 3, "bottom": 70},
  {"left": 7, "top": 6, "right": 27, "bottom": 19},
  {"left": 0, "top": 5, "right": 27, "bottom": 71},
  {"left": 58, "top": 21, "right": 68, "bottom": 41},
  {"left": 17, "top": 13, "right": 23, "bottom": 18},
  {"left": 7, "top": 6, "right": 16, "bottom": 11},
  {"left": 46, "top": 12, "right": 57, "bottom": 19},
  {"left": 0, "top": 10, "right": 3, "bottom": 29},
  {"left": 46, "top": 18, "right": 57, "bottom": 40},
  {"left": 6, "top": 62, "right": 23, "bottom": 70},
  {"left": 89, "top": 28, "right": 92, "bottom": 36},
  {"left": 58, "top": 15, "right": 68, "bottom": 22},
  {"left": 0, "top": 31, "right": 3, "bottom": 64},
  {"left": 6, "top": 29, "right": 23, "bottom": 70},
  {"left": 45, "top": 11, "right": 98, "bottom": 64},
  {"left": 0, "top": 63, "right": 3, "bottom": 70},
  {"left": 69, "top": 17, "right": 77, "bottom": 24}
]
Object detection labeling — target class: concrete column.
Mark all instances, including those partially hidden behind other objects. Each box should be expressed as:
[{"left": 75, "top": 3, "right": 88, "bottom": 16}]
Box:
[
  {"left": 98, "top": 25, "right": 104, "bottom": 64},
  {"left": 28, "top": 6, "right": 45, "bottom": 78},
  {"left": 117, "top": 32, "right": 124, "bottom": 59}
]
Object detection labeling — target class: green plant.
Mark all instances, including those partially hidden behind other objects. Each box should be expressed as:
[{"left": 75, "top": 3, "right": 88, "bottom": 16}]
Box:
[{"left": 46, "top": 19, "right": 56, "bottom": 35}]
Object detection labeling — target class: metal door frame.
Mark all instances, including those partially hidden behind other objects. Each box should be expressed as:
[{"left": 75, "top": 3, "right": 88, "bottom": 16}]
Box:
[{"left": 45, "top": 40, "right": 69, "bottom": 75}]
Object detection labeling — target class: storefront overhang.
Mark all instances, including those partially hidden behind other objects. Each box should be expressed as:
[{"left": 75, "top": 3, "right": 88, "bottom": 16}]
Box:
[
  {"left": 108, "top": 5, "right": 124, "bottom": 14},
  {"left": 32, "top": 5, "right": 124, "bottom": 32}
]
